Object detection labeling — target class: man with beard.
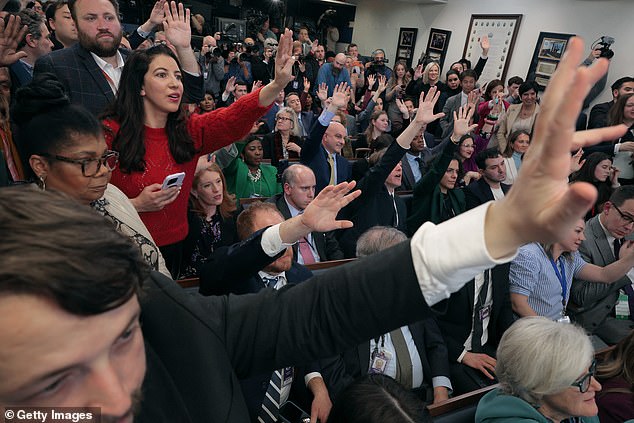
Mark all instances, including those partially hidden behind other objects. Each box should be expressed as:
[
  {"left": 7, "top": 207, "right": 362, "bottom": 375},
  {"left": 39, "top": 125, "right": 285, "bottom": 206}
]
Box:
[
  {"left": 316, "top": 52, "right": 350, "bottom": 96},
  {"left": 33, "top": 0, "right": 202, "bottom": 115}
]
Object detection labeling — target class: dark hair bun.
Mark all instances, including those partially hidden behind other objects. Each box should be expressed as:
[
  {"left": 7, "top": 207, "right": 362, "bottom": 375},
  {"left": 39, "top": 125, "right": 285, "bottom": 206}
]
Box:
[{"left": 12, "top": 73, "right": 70, "bottom": 126}]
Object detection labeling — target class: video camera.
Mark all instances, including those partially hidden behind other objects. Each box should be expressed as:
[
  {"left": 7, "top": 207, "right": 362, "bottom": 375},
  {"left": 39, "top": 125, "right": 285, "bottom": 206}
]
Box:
[{"left": 593, "top": 36, "right": 615, "bottom": 59}]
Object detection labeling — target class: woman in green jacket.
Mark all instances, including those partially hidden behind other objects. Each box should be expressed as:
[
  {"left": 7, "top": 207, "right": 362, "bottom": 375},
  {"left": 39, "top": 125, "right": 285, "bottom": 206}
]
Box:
[
  {"left": 220, "top": 136, "right": 281, "bottom": 202},
  {"left": 476, "top": 317, "right": 601, "bottom": 423}
]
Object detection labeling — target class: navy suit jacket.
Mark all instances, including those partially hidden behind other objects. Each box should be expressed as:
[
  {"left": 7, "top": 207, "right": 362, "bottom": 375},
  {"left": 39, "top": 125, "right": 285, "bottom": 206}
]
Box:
[
  {"left": 34, "top": 43, "right": 203, "bottom": 116},
  {"left": 464, "top": 178, "right": 511, "bottom": 210},
  {"left": 323, "top": 317, "right": 450, "bottom": 400},
  {"left": 9, "top": 60, "right": 32, "bottom": 101},
  {"left": 300, "top": 117, "right": 351, "bottom": 194},
  {"left": 399, "top": 134, "right": 448, "bottom": 192},
  {"left": 198, "top": 229, "right": 314, "bottom": 421}
]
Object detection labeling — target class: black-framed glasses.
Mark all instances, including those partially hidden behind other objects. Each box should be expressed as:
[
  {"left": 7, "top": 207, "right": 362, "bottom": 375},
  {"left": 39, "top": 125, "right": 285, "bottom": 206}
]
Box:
[
  {"left": 40, "top": 150, "right": 119, "bottom": 177},
  {"left": 276, "top": 116, "right": 292, "bottom": 122},
  {"left": 613, "top": 204, "right": 634, "bottom": 224},
  {"left": 570, "top": 359, "right": 596, "bottom": 393}
]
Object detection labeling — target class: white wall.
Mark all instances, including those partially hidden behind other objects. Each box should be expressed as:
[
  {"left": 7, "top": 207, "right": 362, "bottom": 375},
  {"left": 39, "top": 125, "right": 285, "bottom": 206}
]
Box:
[{"left": 352, "top": 0, "right": 633, "bottom": 104}]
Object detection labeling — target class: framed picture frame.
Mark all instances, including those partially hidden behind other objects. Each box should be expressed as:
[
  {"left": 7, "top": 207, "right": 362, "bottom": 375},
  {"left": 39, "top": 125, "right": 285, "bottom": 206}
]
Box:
[
  {"left": 527, "top": 32, "right": 575, "bottom": 90},
  {"left": 395, "top": 27, "right": 418, "bottom": 68},
  {"left": 462, "top": 14, "right": 522, "bottom": 85},
  {"left": 424, "top": 28, "right": 451, "bottom": 72}
]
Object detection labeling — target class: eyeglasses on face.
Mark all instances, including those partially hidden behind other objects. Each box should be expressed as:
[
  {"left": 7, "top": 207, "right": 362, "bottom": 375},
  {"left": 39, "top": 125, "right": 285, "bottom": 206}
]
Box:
[
  {"left": 40, "top": 150, "right": 119, "bottom": 177},
  {"left": 276, "top": 116, "right": 292, "bottom": 122},
  {"left": 570, "top": 359, "right": 596, "bottom": 393},
  {"left": 613, "top": 204, "right": 634, "bottom": 225}
]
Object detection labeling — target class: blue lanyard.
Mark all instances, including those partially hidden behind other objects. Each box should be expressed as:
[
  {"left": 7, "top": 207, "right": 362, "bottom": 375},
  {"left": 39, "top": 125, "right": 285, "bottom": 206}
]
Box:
[{"left": 549, "top": 257, "right": 567, "bottom": 307}]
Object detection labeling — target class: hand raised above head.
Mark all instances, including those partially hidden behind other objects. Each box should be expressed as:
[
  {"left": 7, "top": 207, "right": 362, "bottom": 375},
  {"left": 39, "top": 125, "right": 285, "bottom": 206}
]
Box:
[
  {"left": 486, "top": 37, "right": 628, "bottom": 259},
  {"left": 415, "top": 86, "right": 445, "bottom": 125}
]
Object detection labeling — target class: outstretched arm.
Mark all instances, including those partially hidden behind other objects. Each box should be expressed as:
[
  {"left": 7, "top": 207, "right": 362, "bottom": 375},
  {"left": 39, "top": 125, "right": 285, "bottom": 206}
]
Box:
[{"left": 259, "top": 29, "right": 295, "bottom": 106}]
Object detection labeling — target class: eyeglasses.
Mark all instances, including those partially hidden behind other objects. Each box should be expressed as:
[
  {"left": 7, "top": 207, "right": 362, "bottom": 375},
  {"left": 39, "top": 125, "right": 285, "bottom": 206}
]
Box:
[
  {"left": 40, "top": 150, "right": 119, "bottom": 177},
  {"left": 570, "top": 359, "right": 596, "bottom": 393},
  {"left": 613, "top": 204, "right": 634, "bottom": 225},
  {"left": 276, "top": 116, "right": 292, "bottom": 122}
]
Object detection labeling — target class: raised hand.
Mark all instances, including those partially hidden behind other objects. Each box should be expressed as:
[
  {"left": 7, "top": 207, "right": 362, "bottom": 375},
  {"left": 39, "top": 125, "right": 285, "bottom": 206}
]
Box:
[
  {"left": 366, "top": 74, "right": 376, "bottom": 90},
  {"left": 252, "top": 80, "right": 263, "bottom": 91},
  {"left": 480, "top": 35, "right": 490, "bottom": 56},
  {"left": 487, "top": 37, "right": 629, "bottom": 258},
  {"left": 300, "top": 182, "right": 361, "bottom": 233},
  {"left": 452, "top": 106, "right": 478, "bottom": 139},
  {"left": 311, "top": 39, "right": 319, "bottom": 54},
  {"left": 224, "top": 76, "right": 236, "bottom": 94},
  {"left": 569, "top": 148, "right": 585, "bottom": 174},
  {"left": 0, "top": 15, "right": 27, "bottom": 66},
  {"left": 303, "top": 77, "right": 310, "bottom": 93},
  {"left": 272, "top": 28, "right": 295, "bottom": 88},
  {"left": 330, "top": 82, "right": 349, "bottom": 109},
  {"left": 163, "top": 1, "right": 190, "bottom": 49},
  {"left": 148, "top": 0, "right": 167, "bottom": 26},
  {"left": 415, "top": 86, "right": 446, "bottom": 125},
  {"left": 376, "top": 74, "right": 387, "bottom": 93},
  {"left": 396, "top": 98, "right": 408, "bottom": 116},
  {"left": 317, "top": 82, "right": 328, "bottom": 102},
  {"left": 413, "top": 64, "right": 423, "bottom": 81},
  {"left": 467, "top": 89, "right": 479, "bottom": 108}
]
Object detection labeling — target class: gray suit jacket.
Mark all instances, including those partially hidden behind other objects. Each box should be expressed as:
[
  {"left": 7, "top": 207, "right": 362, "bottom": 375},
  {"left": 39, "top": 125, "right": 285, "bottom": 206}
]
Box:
[
  {"left": 439, "top": 92, "right": 481, "bottom": 139},
  {"left": 569, "top": 215, "right": 633, "bottom": 340}
]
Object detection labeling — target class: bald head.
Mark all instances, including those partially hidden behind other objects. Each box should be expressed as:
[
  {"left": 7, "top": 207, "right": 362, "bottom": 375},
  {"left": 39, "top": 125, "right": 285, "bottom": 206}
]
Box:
[
  {"left": 283, "top": 164, "right": 316, "bottom": 211},
  {"left": 322, "top": 122, "right": 346, "bottom": 155},
  {"left": 333, "top": 53, "right": 346, "bottom": 70}
]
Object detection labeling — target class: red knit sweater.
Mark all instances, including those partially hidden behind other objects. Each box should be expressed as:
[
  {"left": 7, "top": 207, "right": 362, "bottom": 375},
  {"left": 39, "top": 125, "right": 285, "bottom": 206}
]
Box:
[{"left": 106, "top": 89, "right": 270, "bottom": 246}]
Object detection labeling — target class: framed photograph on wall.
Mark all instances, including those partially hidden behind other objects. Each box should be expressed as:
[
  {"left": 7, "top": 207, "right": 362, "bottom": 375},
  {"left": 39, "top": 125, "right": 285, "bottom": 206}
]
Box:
[
  {"left": 527, "top": 32, "right": 575, "bottom": 90},
  {"left": 395, "top": 27, "right": 418, "bottom": 68},
  {"left": 462, "top": 14, "right": 522, "bottom": 85},
  {"left": 424, "top": 28, "right": 451, "bottom": 72}
]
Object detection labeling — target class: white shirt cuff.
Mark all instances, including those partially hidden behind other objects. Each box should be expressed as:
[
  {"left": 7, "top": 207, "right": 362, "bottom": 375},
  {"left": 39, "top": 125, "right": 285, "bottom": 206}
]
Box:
[
  {"left": 432, "top": 376, "right": 453, "bottom": 392},
  {"left": 457, "top": 349, "right": 467, "bottom": 363},
  {"left": 410, "top": 202, "right": 517, "bottom": 306},
  {"left": 261, "top": 224, "right": 294, "bottom": 257},
  {"left": 304, "top": 372, "right": 322, "bottom": 386},
  {"left": 614, "top": 144, "right": 621, "bottom": 154}
]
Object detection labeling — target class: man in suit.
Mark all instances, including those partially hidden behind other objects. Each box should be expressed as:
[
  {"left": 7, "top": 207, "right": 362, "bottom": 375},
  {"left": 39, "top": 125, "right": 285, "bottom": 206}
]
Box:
[
  {"left": 325, "top": 226, "right": 452, "bottom": 403},
  {"left": 262, "top": 88, "right": 285, "bottom": 132},
  {"left": 9, "top": 9, "right": 53, "bottom": 98},
  {"left": 465, "top": 147, "right": 511, "bottom": 210},
  {"left": 399, "top": 127, "right": 447, "bottom": 191},
  {"left": 270, "top": 164, "right": 344, "bottom": 264},
  {"left": 286, "top": 91, "right": 314, "bottom": 138},
  {"left": 588, "top": 76, "right": 634, "bottom": 129},
  {"left": 199, "top": 201, "right": 332, "bottom": 423},
  {"left": 434, "top": 264, "right": 514, "bottom": 395},
  {"left": 440, "top": 69, "right": 480, "bottom": 138},
  {"left": 300, "top": 84, "right": 351, "bottom": 195},
  {"left": 569, "top": 186, "right": 634, "bottom": 346},
  {"left": 33, "top": 0, "right": 202, "bottom": 116}
]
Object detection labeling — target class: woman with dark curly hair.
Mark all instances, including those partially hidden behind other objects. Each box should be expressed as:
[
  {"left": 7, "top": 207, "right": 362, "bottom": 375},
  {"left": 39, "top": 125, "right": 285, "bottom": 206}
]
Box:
[{"left": 570, "top": 152, "right": 619, "bottom": 220}]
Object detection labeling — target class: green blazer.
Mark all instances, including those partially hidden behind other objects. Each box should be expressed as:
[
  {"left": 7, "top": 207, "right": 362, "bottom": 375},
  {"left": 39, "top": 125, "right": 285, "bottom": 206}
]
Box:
[
  {"left": 407, "top": 138, "right": 465, "bottom": 235},
  {"left": 223, "top": 156, "right": 281, "bottom": 202}
]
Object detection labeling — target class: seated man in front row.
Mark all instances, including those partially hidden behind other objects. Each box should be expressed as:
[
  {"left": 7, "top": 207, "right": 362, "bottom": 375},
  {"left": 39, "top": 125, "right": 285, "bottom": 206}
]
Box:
[{"left": 0, "top": 37, "right": 627, "bottom": 422}]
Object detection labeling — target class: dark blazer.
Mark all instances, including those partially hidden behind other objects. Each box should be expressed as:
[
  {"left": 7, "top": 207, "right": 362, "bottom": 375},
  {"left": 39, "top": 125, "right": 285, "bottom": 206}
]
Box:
[
  {"left": 338, "top": 140, "right": 409, "bottom": 257},
  {"left": 262, "top": 131, "right": 303, "bottom": 169},
  {"left": 300, "top": 118, "right": 351, "bottom": 195},
  {"left": 588, "top": 100, "right": 613, "bottom": 129},
  {"left": 464, "top": 178, "right": 511, "bottom": 210},
  {"left": 407, "top": 139, "right": 465, "bottom": 234},
  {"left": 433, "top": 264, "right": 514, "bottom": 362},
  {"left": 270, "top": 193, "right": 344, "bottom": 262},
  {"left": 323, "top": 317, "right": 450, "bottom": 400},
  {"left": 298, "top": 110, "right": 316, "bottom": 137},
  {"left": 8, "top": 60, "right": 32, "bottom": 102},
  {"left": 399, "top": 135, "right": 449, "bottom": 192},
  {"left": 569, "top": 215, "right": 634, "bottom": 343},
  {"left": 137, "top": 238, "right": 432, "bottom": 422},
  {"left": 34, "top": 44, "right": 203, "bottom": 116}
]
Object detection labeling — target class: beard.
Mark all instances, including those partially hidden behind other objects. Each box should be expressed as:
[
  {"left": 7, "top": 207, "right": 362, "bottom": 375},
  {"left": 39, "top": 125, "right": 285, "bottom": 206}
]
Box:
[
  {"left": 101, "top": 387, "right": 143, "bottom": 423},
  {"left": 78, "top": 28, "right": 122, "bottom": 58}
]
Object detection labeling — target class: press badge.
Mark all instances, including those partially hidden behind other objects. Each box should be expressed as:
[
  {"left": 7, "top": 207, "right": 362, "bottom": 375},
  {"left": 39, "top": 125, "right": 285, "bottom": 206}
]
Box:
[
  {"left": 282, "top": 367, "right": 294, "bottom": 387},
  {"left": 369, "top": 349, "right": 392, "bottom": 374},
  {"left": 557, "top": 315, "right": 571, "bottom": 324},
  {"left": 292, "top": 81, "right": 299, "bottom": 90},
  {"left": 479, "top": 305, "right": 491, "bottom": 321}
]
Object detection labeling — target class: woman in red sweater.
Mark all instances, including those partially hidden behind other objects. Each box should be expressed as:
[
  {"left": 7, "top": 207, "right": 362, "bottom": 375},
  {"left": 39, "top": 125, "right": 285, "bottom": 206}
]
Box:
[{"left": 104, "top": 30, "right": 295, "bottom": 277}]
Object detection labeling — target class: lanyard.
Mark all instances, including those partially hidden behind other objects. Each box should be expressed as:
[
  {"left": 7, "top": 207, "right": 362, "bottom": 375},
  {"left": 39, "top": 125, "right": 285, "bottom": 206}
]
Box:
[{"left": 549, "top": 257, "right": 567, "bottom": 307}]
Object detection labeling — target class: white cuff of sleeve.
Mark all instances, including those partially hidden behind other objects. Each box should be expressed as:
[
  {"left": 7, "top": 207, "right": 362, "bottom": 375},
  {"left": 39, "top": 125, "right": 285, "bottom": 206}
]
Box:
[
  {"left": 261, "top": 224, "right": 294, "bottom": 257},
  {"left": 304, "top": 372, "right": 322, "bottom": 386},
  {"left": 136, "top": 27, "right": 151, "bottom": 39},
  {"left": 432, "top": 376, "right": 453, "bottom": 392},
  {"left": 410, "top": 202, "right": 517, "bottom": 307},
  {"left": 614, "top": 144, "right": 621, "bottom": 154},
  {"left": 457, "top": 349, "right": 467, "bottom": 363}
]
